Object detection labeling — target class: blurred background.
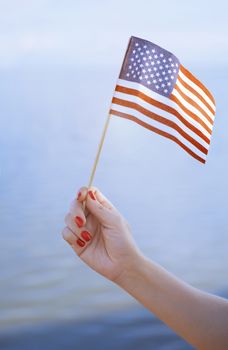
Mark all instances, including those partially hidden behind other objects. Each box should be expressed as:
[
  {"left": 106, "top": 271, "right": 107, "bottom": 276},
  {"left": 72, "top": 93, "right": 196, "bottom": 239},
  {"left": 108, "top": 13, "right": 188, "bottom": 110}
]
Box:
[{"left": 0, "top": 1, "right": 227, "bottom": 349}]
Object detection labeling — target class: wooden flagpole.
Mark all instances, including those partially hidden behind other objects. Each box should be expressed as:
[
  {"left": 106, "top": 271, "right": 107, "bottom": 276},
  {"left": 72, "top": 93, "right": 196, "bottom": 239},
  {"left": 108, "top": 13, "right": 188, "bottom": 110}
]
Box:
[{"left": 83, "top": 113, "right": 111, "bottom": 210}]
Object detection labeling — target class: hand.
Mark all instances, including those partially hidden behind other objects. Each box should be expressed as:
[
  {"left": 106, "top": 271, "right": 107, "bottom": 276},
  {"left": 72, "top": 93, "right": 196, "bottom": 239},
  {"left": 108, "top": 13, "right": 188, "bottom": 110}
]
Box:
[{"left": 62, "top": 186, "right": 142, "bottom": 283}]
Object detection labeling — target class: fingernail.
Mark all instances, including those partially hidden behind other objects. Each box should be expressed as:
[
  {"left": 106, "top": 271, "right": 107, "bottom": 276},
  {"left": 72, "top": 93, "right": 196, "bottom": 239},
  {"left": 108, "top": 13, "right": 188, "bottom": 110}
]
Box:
[
  {"left": 76, "top": 238, "right": 85, "bottom": 247},
  {"left": 88, "top": 190, "right": 96, "bottom": 200},
  {"left": 77, "top": 191, "right": 81, "bottom": 200},
  {"left": 75, "top": 216, "right": 84, "bottom": 228},
  {"left": 81, "top": 230, "right": 92, "bottom": 242}
]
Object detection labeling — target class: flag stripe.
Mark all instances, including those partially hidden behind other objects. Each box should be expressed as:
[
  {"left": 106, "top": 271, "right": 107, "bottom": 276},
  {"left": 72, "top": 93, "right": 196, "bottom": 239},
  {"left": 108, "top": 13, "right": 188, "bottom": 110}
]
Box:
[
  {"left": 115, "top": 85, "right": 210, "bottom": 145},
  {"left": 171, "top": 89, "right": 213, "bottom": 132},
  {"left": 177, "top": 75, "right": 215, "bottom": 116},
  {"left": 179, "top": 65, "right": 215, "bottom": 109},
  {"left": 174, "top": 84, "right": 214, "bottom": 125},
  {"left": 111, "top": 97, "right": 208, "bottom": 155},
  {"left": 176, "top": 78, "right": 215, "bottom": 120},
  {"left": 117, "top": 79, "right": 212, "bottom": 138},
  {"left": 114, "top": 86, "right": 210, "bottom": 149},
  {"left": 110, "top": 109, "right": 206, "bottom": 164}
]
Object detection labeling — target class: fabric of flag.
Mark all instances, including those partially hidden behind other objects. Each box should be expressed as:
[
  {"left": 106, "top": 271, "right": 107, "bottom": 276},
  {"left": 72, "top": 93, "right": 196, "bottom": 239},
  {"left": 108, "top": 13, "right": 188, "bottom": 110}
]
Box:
[{"left": 110, "top": 36, "right": 216, "bottom": 164}]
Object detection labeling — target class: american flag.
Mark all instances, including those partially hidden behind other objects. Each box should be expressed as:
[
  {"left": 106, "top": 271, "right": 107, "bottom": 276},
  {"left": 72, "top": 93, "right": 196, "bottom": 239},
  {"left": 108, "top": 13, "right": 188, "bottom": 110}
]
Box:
[{"left": 110, "top": 36, "right": 216, "bottom": 164}]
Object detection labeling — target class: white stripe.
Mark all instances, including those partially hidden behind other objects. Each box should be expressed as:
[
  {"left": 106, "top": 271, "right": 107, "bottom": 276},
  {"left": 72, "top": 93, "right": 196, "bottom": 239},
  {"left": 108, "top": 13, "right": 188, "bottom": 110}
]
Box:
[
  {"left": 110, "top": 103, "right": 206, "bottom": 161},
  {"left": 113, "top": 90, "right": 209, "bottom": 150},
  {"left": 172, "top": 88, "right": 213, "bottom": 130},
  {"left": 116, "top": 79, "right": 211, "bottom": 140},
  {"left": 176, "top": 79, "right": 215, "bottom": 121},
  {"left": 179, "top": 70, "right": 216, "bottom": 111}
]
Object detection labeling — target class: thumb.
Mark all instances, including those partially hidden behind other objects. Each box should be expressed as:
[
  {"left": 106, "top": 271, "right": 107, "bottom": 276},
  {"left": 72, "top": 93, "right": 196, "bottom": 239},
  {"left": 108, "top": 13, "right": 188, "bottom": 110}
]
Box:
[{"left": 86, "top": 188, "right": 114, "bottom": 227}]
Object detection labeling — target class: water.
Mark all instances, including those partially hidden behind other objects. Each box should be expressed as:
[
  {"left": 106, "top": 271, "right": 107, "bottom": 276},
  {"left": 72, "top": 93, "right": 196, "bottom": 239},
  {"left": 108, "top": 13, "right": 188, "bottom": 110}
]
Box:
[{"left": 0, "top": 64, "right": 228, "bottom": 347}]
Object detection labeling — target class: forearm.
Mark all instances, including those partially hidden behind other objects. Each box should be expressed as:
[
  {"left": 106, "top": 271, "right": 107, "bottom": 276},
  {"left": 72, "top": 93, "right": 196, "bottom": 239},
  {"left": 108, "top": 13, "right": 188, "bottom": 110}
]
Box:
[{"left": 115, "top": 253, "right": 228, "bottom": 350}]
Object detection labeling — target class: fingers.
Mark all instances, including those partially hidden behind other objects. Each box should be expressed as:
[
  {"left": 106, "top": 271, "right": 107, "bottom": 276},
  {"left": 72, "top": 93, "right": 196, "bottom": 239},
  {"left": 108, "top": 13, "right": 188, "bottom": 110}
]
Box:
[
  {"left": 85, "top": 187, "right": 116, "bottom": 226},
  {"left": 62, "top": 227, "right": 90, "bottom": 256},
  {"left": 64, "top": 213, "right": 93, "bottom": 244}
]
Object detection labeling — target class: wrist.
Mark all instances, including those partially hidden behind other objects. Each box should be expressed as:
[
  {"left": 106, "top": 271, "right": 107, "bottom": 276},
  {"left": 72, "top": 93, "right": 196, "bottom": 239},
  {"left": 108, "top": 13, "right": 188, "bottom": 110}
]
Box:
[{"left": 113, "top": 250, "right": 150, "bottom": 291}]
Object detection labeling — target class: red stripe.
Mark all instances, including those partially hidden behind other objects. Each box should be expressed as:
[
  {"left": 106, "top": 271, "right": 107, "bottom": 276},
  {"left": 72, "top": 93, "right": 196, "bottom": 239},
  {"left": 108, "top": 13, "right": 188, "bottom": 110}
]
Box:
[
  {"left": 169, "top": 94, "right": 212, "bottom": 136},
  {"left": 180, "top": 65, "right": 215, "bottom": 105},
  {"left": 174, "top": 84, "right": 213, "bottom": 125},
  {"left": 116, "top": 85, "right": 210, "bottom": 144},
  {"left": 177, "top": 75, "right": 215, "bottom": 116},
  {"left": 110, "top": 109, "right": 206, "bottom": 164},
  {"left": 112, "top": 96, "right": 208, "bottom": 155}
]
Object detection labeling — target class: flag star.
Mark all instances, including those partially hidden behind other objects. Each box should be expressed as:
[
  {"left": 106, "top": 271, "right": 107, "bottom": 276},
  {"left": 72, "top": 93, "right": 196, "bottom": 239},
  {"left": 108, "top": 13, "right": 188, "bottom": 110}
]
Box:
[
  {"left": 151, "top": 61, "right": 155, "bottom": 65},
  {"left": 140, "top": 52, "right": 144, "bottom": 55},
  {"left": 152, "top": 49, "right": 156, "bottom": 53},
  {"left": 153, "top": 79, "right": 157, "bottom": 83},
  {"left": 137, "top": 59, "right": 141, "bottom": 63},
  {"left": 131, "top": 70, "right": 134, "bottom": 73},
  {"left": 171, "top": 63, "right": 174, "bottom": 67},
  {"left": 148, "top": 55, "right": 152, "bottom": 59},
  {"left": 156, "top": 85, "right": 159, "bottom": 89},
  {"left": 143, "top": 45, "right": 147, "bottom": 48},
  {"left": 167, "top": 82, "right": 171, "bottom": 86},
  {"left": 126, "top": 73, "right": 130, "bottom": 77},
  {"left": 142, "top": 69, "right": 146, "bottom": 73},
  {"left": 148, "top": 68, "right": 151, "bottom": 72},
  {"left": 150, "top": 74, "right": 154, "bottom": 77},
  {"left": 165, "top": 77, "right": 168, "bottom": 80},
  {"left": 133, "top": 50, "right": 136, "bottom": 53},
  {"left": 138, "top": 47, "right": 141, "bottom": 51},
  {"left": 133, "top": 63, "right": 136, "bottom": 66},
  {"left": 165, "top": 64, "right": 169, "bottom": 68},
  {"left": 159, "top": 66, "right": 163, "bottom": 70},
  {"left": 163, "top": 59, "right": 166, "bottom": 63},
  {"left": 131, "top": 58, "right": 134, "bottom": 61},
  {"left": 129, "top": 65, "right": 132, "bottom": 69},
  {"left": 161, "top": 83, "right": 165, "bottom": 87},
  {"left": 171, "top": 76, "right": 174, "bottom": 79},
  {"left": 145, "top": 75, "right": 148, "bottom": 79},
  {"left": 162, "top": 71, "right": 166, "bottom": 75},
  {"left": 168, "top": 57, "right": 172, "bottom": 62},
  {"left": 154, "top": 54, "right": 158, "bottom": 58},
  {"left": 153, "top": 67, "right": 157, "bottom": 71},
  {"left": 164, "top": 89, "right": 168, "bottom": 93},
  {"left": 156, "top": 72, "right": 160, "bottom": 77},
  {"left": 133, "top": 75, "right": 136, "bottom": 78},
  {"left": 159, "top": 78, "right": 162, "bottom": 82},
  {"left": 143, "top": 57, "right": 147, "bottom": 61},
  {"left": 175, "top": 63, "right": 178, "bottom": 67},
  {"left": 147, "top": 80, "right": 151, "bottom": 84},
  {"left": 135, "top": 43, "right": 139, "bottom": 46},
  {"left": 157, "top": 60, "right": 160, "bottom": 64},
  {"left": 139, "top": 76, "right": 143, "bottom": 80},
  {"left": 135, "top": 54, "right": 138, "bottom": 58},
  {"left": 136, "top": 67, "right": 138, "bottom": 70},
  {"left": 160, "top": 53, "right": 164, "bottom": 57},
  {"left": 145, "top": 62, "right": 149, "bottom": 66},
  {"left": 146, "top": 50, "right": 150, "bottom": 54},
  {"left": 137, "top": 71, "right": 140, "bottom": 75},
  {"left": 173, "top": 69, "right": 177, "bottom": 73},
  {"left": 168, "top": 70, "right": 172, "bottom": 73}
]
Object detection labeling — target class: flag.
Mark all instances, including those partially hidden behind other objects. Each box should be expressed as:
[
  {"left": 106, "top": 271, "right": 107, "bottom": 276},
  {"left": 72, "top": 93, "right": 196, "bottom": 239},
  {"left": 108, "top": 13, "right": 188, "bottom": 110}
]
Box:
[{"left": 110, "top": 36, "right": 216, "bottom": 164}]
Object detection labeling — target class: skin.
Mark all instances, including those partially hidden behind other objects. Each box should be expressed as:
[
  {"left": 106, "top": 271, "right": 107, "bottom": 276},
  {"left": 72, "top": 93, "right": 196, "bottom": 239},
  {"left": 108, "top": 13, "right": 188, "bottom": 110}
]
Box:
[{"left": 62, "top": 186, "right": 228, "bottom": 350}]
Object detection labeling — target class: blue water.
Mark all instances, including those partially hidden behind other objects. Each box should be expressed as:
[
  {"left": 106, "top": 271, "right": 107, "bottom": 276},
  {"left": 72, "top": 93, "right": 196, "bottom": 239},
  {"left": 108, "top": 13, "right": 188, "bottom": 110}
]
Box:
[{"left": 0, "top": 64, "right": 227, "bottom": 347}]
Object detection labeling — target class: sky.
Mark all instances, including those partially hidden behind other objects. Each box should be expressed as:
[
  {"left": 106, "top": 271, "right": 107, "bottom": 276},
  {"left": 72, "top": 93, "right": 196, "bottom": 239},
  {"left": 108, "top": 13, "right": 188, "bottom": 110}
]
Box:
[{"left": 0, "top": 0, "right": 227, "bottom": 69}]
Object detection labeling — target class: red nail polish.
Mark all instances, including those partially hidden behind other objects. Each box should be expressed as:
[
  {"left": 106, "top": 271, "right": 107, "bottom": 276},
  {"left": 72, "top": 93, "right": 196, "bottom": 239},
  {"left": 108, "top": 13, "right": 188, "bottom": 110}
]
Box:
[
  {"left": 77, "top": 191, "right": 81, "bottom": 200},
  {"left": 88, "top": 190, "right": 96, "bottom": 200},
  {"left": 81, "top": 231, "right": 92, "bottom": 242},
  {"left": 75, "top": 216, "right": 83, "bottom": 228},
  {"left": 76, "top": 238, "right": 85, "bottom": 247}
]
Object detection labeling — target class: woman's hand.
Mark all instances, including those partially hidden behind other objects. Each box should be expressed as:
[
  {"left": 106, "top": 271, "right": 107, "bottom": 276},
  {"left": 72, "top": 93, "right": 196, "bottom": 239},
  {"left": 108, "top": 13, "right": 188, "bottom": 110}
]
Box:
[{"left": 62, "top": 186, "right": 142, "bottom": 283}]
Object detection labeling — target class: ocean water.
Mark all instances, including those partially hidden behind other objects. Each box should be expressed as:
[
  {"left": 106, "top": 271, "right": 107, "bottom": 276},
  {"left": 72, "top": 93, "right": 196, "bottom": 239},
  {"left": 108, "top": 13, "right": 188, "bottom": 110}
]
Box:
[{"left": 0, "top": 64, "right": 227, "bottom": 348}]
